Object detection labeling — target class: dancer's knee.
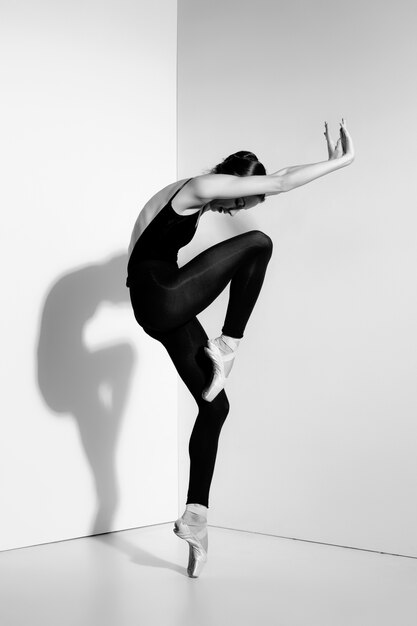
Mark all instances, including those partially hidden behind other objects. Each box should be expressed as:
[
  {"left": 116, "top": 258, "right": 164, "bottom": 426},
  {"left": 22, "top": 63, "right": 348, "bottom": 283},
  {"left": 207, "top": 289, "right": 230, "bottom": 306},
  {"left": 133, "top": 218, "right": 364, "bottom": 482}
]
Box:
[
  {"left": 247, "top": 230, "right": 273, "bottom": 255},
  {"left": 214, "top": 390, "right": 230, "bottom": 420},
  {"left": 200, "top": 390, "right": 230, "bottom": 421}
]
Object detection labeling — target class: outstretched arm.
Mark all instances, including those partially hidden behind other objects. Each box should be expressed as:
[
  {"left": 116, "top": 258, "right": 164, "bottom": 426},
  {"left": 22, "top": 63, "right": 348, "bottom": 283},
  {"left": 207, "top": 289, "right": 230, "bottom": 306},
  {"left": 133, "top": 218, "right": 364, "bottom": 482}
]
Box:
[
  {"left": 276, "top": 118, "right": 355, "bottom": 192},
  {"left": 192, "top": 118, "right": 354, "bottom": 200}
]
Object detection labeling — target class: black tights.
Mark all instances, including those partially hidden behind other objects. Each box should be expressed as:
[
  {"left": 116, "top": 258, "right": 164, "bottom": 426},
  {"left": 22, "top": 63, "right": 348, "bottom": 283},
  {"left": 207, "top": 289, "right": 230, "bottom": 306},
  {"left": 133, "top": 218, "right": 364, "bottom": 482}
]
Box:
[{"left": 128, "top": 230, "right": 273, "bottom": 508}]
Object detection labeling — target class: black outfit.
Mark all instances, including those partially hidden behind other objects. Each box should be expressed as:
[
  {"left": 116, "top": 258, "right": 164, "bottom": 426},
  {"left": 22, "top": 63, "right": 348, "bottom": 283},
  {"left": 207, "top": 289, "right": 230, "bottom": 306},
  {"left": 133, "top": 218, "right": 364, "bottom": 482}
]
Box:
[{"left": 127, "top": 178, "right": 273, "bottom": 507}]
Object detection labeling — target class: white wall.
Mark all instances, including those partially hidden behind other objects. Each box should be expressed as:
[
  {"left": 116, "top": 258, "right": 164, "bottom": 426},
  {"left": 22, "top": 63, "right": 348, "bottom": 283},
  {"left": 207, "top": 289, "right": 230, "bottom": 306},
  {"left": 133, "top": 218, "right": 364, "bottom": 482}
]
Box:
[
  {"left": 177, "top": 0, "right": 417, "bottom": 556},
  {"left": 0, "top": 0, "right": 177, "bottom": 551}
]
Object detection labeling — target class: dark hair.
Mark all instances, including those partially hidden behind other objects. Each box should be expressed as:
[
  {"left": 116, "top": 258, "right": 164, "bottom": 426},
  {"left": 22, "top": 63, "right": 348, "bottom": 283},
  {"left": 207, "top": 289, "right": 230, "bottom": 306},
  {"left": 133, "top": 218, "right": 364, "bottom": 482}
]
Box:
[{"left": 210, "top": 150, "right": 266, "bottom": 202}]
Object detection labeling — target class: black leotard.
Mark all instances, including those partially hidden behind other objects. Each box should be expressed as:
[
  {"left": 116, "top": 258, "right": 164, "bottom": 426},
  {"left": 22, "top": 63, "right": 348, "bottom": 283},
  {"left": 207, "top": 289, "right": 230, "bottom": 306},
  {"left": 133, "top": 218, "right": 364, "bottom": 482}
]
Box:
[{"left": 126, "top": 178, "right": 197, "bottom": 286}]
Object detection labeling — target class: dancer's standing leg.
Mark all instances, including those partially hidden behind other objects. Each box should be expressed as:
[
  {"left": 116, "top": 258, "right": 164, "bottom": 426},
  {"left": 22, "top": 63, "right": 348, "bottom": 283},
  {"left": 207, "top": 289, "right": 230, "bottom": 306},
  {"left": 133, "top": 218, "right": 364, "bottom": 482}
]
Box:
[
  {"left": 143, "top": 317, "right": 229, "bottom": 510},
  {"left": 143, "top": 317, "right": 228, "bottom": 576}
]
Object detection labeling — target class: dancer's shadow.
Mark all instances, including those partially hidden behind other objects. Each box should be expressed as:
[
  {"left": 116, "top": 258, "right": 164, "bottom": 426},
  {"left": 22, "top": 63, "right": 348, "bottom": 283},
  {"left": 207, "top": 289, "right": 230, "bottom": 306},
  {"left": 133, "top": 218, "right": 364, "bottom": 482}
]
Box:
[
  {"left": 91, "top": 530, "right": 185, "bottom": 575},
  {"left": 36, "top": 252, "right": 135, "bottom": 534}
]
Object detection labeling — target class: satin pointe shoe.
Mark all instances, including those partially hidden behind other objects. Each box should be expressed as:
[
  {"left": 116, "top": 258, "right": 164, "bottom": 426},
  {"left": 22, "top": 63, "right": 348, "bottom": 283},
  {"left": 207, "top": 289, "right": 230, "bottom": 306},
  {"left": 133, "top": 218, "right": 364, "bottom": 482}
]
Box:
[
  {"left": 202, "top": 339, "right": 236, "bottom": 402},
  {"left": 173, "top": 519, "right": 208, "bottom": 578}
]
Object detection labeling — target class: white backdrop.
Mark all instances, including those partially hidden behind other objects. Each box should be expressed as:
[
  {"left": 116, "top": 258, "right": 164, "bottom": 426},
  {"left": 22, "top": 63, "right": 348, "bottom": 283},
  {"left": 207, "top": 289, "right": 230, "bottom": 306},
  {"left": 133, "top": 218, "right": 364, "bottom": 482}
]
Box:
[
  {"left": 0, "top": 0, "right": 178, "bottom": 551},
  {"left": 177, "top": 0, "right": 417, "bottom": 556}
]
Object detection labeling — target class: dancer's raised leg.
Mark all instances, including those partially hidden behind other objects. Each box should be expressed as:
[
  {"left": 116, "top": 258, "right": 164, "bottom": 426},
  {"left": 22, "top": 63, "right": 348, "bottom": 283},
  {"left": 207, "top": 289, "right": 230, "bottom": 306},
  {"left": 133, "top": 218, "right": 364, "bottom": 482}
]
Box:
[
  {"left": 132, "top": 229, "right": 273, "bottom": 336},
  {"left": 131, "top": 230, "right": 273, "bottom": 401}
]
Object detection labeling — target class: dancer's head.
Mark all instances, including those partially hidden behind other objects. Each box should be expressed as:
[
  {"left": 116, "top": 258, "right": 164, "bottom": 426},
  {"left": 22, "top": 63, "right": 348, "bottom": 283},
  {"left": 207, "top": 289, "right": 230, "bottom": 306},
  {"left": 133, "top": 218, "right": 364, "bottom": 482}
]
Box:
[
  {"left": 209, "top": 151, "right": 266, "bottom": 216},
  {"left": 211, "top": 150, "right": 266, "bottom": 179}
]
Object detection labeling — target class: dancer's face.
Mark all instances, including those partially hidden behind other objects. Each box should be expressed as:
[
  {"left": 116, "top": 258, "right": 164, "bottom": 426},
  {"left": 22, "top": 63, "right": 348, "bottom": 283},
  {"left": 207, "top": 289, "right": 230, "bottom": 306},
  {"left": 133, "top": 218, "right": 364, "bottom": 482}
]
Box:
[{"left": 209, "top": 195, "right": 261, "bottom": 216}]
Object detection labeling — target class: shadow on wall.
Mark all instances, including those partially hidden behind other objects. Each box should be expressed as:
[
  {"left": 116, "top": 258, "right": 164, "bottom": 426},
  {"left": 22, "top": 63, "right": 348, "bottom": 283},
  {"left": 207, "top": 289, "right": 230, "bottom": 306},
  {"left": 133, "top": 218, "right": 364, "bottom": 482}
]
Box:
[{"left": 36, "top": 252, "right": 136, "bottom": 535}]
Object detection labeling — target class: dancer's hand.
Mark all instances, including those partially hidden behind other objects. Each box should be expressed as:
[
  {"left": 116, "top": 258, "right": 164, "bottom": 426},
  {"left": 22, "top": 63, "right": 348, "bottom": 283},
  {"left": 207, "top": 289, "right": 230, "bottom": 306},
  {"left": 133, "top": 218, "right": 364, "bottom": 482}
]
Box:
[{"left": 324, "top": 118, "right": 354, "bottom": 164}]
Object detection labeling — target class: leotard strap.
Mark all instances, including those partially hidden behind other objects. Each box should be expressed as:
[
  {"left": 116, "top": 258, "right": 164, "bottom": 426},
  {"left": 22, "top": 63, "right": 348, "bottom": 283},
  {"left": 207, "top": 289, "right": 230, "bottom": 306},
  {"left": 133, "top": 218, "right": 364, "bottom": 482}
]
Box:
[{"left": 169, "top": 178, "right": 193, "bottom": 204}]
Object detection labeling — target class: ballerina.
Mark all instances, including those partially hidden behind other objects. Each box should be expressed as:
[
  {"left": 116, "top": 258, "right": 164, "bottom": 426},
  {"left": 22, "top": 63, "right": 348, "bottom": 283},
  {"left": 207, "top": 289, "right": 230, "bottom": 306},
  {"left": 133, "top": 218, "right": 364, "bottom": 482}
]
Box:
[{"left": 126, "top": 118, "right": 354, "bottom": 577}]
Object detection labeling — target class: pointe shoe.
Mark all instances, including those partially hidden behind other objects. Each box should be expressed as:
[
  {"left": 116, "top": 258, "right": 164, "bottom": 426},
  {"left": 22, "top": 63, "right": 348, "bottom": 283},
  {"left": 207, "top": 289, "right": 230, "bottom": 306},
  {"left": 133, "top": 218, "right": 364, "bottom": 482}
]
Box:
[
  {"left": 202, "top": 339, "right": 236, "bottom": 402},
  {"left": 173, "top": 519, "right": 208, "bottom": 578}
]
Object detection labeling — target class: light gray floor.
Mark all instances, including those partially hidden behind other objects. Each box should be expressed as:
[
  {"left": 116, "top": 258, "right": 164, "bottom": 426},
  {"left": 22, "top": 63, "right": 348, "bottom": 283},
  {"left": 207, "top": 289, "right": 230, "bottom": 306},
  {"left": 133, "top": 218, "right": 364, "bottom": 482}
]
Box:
[{"left": 1, "top": 524, "right": 416, "bottom": 626}]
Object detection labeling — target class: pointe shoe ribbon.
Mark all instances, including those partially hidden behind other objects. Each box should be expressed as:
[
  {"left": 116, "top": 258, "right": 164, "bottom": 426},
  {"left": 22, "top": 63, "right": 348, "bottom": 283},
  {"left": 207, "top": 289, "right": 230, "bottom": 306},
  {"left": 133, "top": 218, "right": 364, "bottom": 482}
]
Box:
[{"left": 202, "top": 339, "right": 236, "bottom": 403}]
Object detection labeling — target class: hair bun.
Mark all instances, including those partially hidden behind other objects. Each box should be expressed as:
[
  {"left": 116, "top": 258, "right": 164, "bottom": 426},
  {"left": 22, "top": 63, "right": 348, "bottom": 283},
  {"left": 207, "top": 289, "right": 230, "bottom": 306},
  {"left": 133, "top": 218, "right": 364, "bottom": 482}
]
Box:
[
  {"left": 210, "top": 150, "right": 266, "bottom": 179},
  {"left": 225, "top": 150, "right": 259, "bottom": 163}
]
